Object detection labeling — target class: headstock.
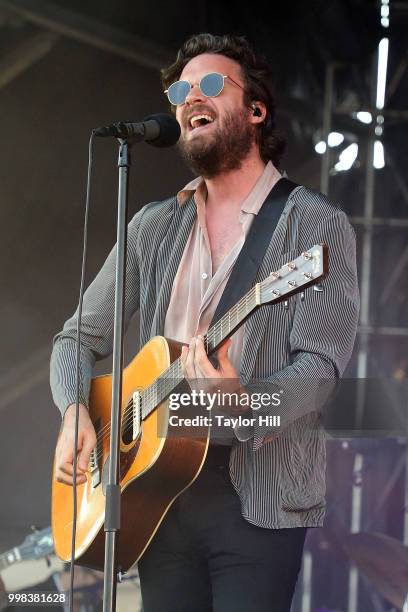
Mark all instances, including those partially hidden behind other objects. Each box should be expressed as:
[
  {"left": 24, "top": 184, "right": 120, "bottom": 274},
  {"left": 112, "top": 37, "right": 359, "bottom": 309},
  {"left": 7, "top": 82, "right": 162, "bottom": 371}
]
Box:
[
  {"left": 258, "top": 243, "right": 328, "bottom": 305},
  {"left": 1, "top": 527, "right": 54, "bottom": 567}
]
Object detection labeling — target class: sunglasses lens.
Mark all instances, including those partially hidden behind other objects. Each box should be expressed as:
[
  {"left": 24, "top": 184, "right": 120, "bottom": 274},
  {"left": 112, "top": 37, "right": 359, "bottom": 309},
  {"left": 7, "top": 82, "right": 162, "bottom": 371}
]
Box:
[
  {"left": 200, "top": 73, "right": 224, "bottom": 97},
  {"left": 167, "top": 80, "right": 191, "bottom": 105},
  {"left": 166, "top": 73, "right": 225, "bottom": 105}
]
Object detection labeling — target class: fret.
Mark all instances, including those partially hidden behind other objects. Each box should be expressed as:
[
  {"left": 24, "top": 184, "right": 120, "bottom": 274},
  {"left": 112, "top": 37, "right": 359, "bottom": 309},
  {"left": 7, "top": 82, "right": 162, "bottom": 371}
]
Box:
[
  {"left": 82, "top": 241, "right": 326, "bottom": 535},
  {"left": 139, "top": 284, "right": 261, "bottom": 420},
  {"left": 137, "top": 241, "right": 325, "bottom": 421}
]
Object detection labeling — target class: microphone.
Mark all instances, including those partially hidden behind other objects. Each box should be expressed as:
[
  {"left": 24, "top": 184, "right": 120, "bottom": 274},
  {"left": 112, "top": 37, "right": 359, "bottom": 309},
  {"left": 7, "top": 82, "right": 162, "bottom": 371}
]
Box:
[{"left": 93, "top": 113, "right": 180, "bottom": 147}]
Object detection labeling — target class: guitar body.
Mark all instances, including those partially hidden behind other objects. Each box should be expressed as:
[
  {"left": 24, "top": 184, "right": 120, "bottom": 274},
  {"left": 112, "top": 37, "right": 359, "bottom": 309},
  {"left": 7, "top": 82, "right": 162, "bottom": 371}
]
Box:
[{"left": 51, "top": 336, "right": 209, "bottom": 572}]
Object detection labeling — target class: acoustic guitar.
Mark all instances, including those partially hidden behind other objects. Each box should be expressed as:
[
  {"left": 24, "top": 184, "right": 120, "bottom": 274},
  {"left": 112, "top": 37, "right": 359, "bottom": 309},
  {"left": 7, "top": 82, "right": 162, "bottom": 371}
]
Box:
[{"left": 51, "top": 244, "right": 327, "bottom": 572}]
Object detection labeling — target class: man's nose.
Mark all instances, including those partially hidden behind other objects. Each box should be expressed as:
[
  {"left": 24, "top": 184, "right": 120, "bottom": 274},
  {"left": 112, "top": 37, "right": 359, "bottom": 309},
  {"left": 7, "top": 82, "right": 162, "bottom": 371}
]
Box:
[{"left": 185, "top": 83, "right": 206, "bottom": 105}]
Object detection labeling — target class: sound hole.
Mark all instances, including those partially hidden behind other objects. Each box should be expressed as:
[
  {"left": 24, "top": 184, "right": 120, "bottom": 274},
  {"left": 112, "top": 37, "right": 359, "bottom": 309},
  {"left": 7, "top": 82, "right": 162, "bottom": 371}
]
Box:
[{"left": 121, "top": 410, "right": 136, "bottom": 445}]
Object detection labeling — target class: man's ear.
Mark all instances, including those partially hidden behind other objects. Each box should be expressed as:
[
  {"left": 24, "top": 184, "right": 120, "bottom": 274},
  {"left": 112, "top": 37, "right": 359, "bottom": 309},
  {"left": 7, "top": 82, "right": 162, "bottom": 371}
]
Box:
[{"left": 249, "top": 101, "right": 267, "bottom": 124}]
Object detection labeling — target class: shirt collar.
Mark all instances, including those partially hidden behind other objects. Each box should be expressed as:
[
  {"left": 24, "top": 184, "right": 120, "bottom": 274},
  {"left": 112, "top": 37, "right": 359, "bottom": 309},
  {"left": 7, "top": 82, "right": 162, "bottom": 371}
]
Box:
[
  {"left": 177, "top": 176, "right": 205, "bottom": 206},
  {"left": 240, "top": 161, "right": 282, "bottom": 215},
  {"left": 176, "top": 161, "right": 282, "bottom": 213}
]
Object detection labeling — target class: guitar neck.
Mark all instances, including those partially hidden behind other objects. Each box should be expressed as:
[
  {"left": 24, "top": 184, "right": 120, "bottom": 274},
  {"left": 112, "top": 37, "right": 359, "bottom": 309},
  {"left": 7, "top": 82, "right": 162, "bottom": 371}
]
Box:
[
  {"left": 140, "top": 284, "right": 259, "bottom": 419},
  {"left": 0, "top": 529, "right": 54, "bottom": 572},
  {"left": 138, "top": 243, "right": 327, "bottom": 421},
  {"left": 203, "top": 285, "right": 259, "bottom": 356}
]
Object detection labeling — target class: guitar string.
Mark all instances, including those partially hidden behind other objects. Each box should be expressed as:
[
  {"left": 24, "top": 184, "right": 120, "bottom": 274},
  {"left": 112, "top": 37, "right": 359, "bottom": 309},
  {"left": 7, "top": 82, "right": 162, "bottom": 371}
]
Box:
[
  {"left": 90, "top": 267, "right": 307, "bottom": 462},
  {"left": 90, "top": 286, "right": 257, "bottom": 450},
  {"left": 91, "top": 286, "right": 256, "bottom": 450},
  {"left": 89, "top": 287, "right": 259, "bottom": 463},
  {"left": 87, "top": 260, "right": 319, "bottom": 466},
  {"left": 90, "top": 291, "right": 258, "bottom": 464},
  {"left": 117, "top": 269, "right": 314, "bottom": 446},
  {"left": 80, "top": 255, "right": 310, "bottom": 456},
  {"left": 88, "top": 272, "right": 312, "bottom": 461}
]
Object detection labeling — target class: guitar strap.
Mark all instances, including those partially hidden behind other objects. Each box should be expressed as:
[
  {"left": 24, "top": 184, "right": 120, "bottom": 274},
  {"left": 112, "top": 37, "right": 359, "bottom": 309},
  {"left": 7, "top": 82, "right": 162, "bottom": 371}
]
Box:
[{"left": 209, "top": 177, "right": 299, "bottom": 329}]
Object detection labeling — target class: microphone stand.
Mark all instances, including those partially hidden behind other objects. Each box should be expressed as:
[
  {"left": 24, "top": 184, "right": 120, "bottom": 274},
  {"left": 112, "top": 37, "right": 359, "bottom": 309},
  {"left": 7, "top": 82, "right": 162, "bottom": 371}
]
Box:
[{"left": 103, "top": 138, "right": 130, "bottom": 612}]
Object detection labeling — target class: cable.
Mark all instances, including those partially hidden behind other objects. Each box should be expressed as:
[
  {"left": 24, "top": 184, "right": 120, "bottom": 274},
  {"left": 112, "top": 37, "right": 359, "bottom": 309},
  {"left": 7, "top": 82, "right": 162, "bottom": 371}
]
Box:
[{"left": 68, "top": 132, "right": 95, "bottom": 612}]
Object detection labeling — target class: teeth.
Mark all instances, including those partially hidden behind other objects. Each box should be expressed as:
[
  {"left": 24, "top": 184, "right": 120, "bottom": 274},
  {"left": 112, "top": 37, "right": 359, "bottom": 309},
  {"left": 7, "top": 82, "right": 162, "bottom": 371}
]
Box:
[{"left": 189, "top": 114, "right": 214, "bottom": 129}]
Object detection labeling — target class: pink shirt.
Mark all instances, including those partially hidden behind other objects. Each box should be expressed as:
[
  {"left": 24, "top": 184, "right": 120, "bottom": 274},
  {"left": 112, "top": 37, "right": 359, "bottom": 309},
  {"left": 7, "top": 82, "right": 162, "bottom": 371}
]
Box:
[{"left": 164, "top": 161, "right": 282, "bottom": 372}]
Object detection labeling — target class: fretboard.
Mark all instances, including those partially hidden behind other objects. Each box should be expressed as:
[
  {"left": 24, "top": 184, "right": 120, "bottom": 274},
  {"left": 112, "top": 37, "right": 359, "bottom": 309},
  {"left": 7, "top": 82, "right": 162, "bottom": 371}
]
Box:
[{"left": 133, "top": 284, "right": 259, "bottom": 421}]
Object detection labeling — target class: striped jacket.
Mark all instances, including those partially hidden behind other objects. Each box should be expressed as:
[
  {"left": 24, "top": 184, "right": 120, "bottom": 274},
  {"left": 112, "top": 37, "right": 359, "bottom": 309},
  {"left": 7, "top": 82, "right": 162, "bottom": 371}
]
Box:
[{"left": 50, "top": 184, "right": 359, "bottom": 529}]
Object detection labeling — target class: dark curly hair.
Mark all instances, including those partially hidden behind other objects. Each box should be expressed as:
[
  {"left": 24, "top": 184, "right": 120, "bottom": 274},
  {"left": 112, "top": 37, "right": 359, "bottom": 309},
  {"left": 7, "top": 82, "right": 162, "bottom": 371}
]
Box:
[{"left": 161, "top": 33, "right": 286, "bottom": 166}]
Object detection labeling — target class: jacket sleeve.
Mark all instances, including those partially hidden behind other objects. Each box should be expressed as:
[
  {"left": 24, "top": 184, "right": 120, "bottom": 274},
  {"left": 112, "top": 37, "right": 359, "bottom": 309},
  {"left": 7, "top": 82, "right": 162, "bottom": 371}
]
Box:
[
  {"left": 235, "top": 209, "right": 360, "bottom": 450},
  {"left": 50, "top": 210, "right": 143, "bottom": 418}
]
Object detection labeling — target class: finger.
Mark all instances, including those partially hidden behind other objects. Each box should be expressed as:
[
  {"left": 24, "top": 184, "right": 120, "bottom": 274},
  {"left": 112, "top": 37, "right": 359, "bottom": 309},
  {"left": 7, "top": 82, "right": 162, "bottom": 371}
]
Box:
[
  {"left": 180, "top": 345, "right": 188, "bottom": 376},
  {"left": 185, "top": 338, "right": 198, "bottom": 379},
  {"left": 78, "top": 431, "right": 96, "bottom": 472},
  {"left": 59, "top": 461, "right": 75, "bottom": 476},
  {"left": 57, "top": 437, "right": 85, "bottom": 473},
  {"left": 59, "top": 461, "right": 85, "bottom": 477},
  {"left": 56, "top": 463, "right": 87, "bottom": 483},
  {"left": 57, "top": 474, "right": 86, "bottom": 486},
  {"left": 217, "top": 338, "right": 232, "bottom": 365},
  {"left": 56, "top": 472, "right": 73, "bottom": 485},
  {"left": 192, "top": 361, "right": 206, "bottom": 381},
  {"left": 195, "top": 336, "right": 217, "bottom": 378},
  {"left": 56, "top": 472, "right": 87, "bottom": 486},
  {"left": 56, "top": 437, "right": 73, "bottom": 462}
]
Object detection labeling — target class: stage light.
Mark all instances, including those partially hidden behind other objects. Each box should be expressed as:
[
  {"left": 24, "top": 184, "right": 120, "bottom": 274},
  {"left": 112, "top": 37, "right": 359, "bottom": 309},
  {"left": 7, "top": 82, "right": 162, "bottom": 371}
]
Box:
[
  {"left": 374, "top": 140, "right": 385, "bottom": 169},
  {"left": 381, "top": 0, "right": 390, "bottom": 27},
  {"left": 328, "top": 132, "right": 344, "bottom": 147},
  {"left": 315, "top": 141, "right": 327, "bottom": 154},
  {"left": 356, "top": 112, "right": 372, "bottom": 124},
  {"left": 376, "top": 38, "right": 389, "bottom": 109},
  {"left": 334, "top": 143, "right": 358, "bottom": 172}
]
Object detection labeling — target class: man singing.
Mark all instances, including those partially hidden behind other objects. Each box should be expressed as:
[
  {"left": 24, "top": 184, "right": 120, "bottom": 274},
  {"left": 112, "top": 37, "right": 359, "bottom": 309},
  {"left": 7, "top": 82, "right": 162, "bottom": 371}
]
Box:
[{"left": 50, "top": 33, "right": 359, "bottom": 611}]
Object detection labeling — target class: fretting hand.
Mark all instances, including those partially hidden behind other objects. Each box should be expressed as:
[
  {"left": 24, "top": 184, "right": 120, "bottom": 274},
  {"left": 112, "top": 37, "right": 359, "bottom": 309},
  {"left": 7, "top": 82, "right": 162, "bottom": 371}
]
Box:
[{"left": 180, "top": 335, "right": 249, "bottom": 416}]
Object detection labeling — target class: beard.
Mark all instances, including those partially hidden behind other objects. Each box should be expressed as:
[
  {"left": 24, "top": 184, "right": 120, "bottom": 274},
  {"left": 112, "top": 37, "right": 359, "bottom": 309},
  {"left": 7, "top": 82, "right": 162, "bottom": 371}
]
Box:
[{"left": 178, "top": 109, "right": 254, "bottom": 179}]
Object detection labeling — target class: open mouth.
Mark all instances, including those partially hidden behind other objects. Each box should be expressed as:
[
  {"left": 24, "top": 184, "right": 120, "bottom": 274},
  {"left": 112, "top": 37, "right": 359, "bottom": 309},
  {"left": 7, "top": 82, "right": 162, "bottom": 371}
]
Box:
[{"left": 188, "top": 113, "right": 215, "bottom": 132}]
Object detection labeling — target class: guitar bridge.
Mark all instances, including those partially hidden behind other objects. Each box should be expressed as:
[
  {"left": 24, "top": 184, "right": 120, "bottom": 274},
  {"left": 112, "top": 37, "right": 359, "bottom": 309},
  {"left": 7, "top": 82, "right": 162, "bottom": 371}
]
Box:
[
  {"left": 89, "top": 417, "right": 101, "bottom": 488},
  {"left": 89, "top": 446, "right": 101, "bottom": 488}
]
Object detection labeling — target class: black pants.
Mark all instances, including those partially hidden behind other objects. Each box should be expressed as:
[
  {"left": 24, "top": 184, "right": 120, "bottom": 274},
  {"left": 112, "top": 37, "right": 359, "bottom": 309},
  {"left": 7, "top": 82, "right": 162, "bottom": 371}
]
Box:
[{"left": 138, "top": 445, "right": 307, "bottom": 612}]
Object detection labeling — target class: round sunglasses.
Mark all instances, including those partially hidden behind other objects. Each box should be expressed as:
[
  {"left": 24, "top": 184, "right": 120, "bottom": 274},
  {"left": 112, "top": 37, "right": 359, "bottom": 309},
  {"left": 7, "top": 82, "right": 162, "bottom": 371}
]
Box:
[{"left": 164, "top": 72, "right": 243, "bottom": 106}]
